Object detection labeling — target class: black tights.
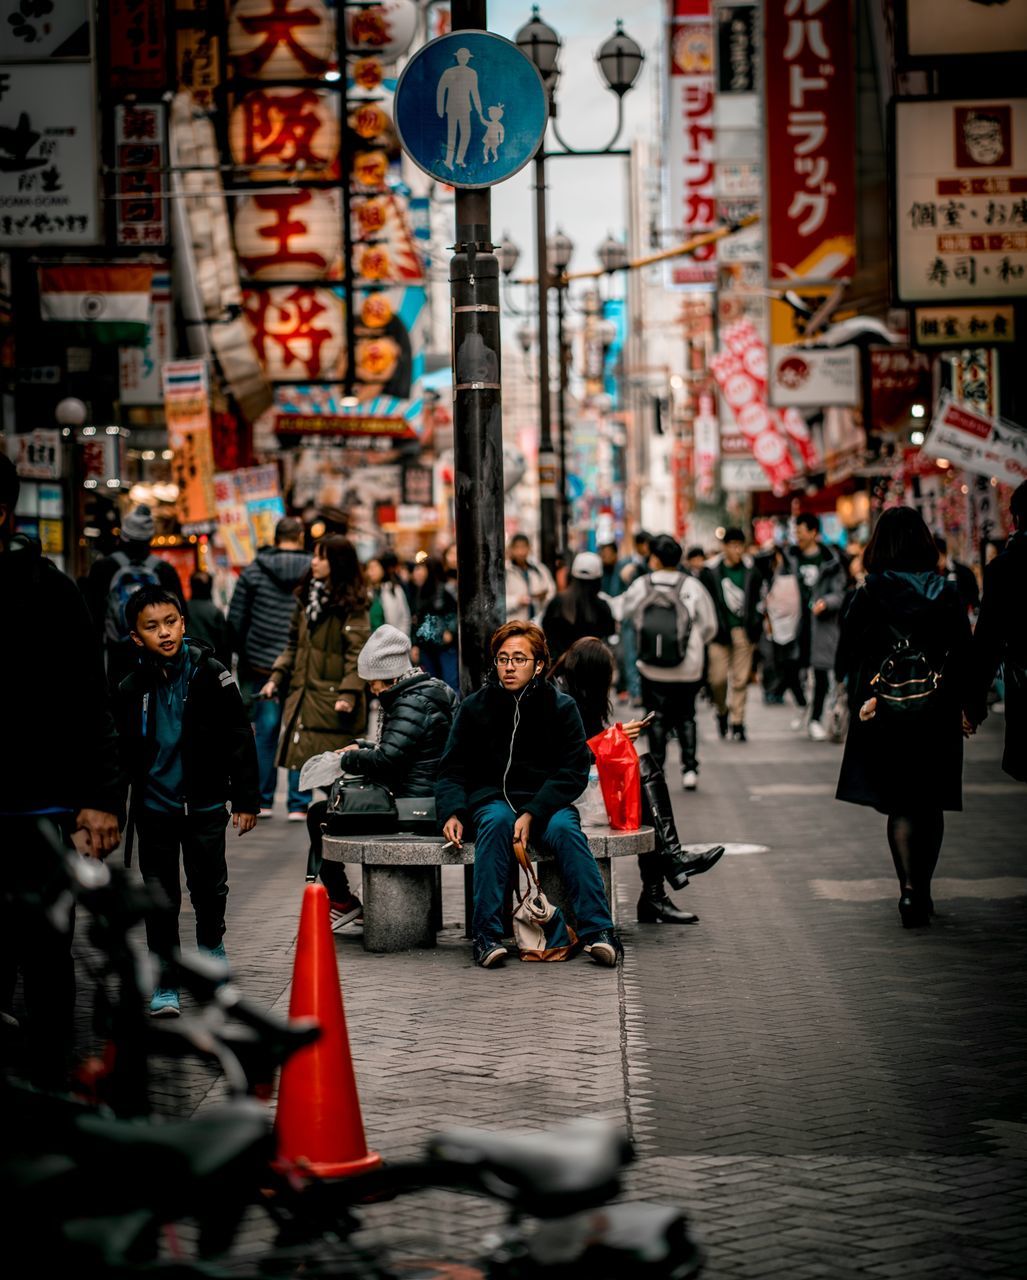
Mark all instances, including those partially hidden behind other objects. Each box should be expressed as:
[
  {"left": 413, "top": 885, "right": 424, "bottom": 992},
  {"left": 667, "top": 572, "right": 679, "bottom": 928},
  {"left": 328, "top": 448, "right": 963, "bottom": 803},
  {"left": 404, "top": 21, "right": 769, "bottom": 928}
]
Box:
[{"left": 886, "top": 810, "right": 944, "bottom": 897}]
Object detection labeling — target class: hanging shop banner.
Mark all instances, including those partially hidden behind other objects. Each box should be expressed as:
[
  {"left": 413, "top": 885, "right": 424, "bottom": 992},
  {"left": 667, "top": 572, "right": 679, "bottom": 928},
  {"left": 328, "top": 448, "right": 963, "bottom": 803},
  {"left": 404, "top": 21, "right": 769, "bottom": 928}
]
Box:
[
  {"left": 228, "top": 0, "right": 335, "bottom": 79},
  {"left": 711, "top": 322, "right": 796, "bottom": 493},
  {"left": 119, "top": 272, "right": 173, "bottom": 406},
  {"left": 716, "top": 3, "right": 756, "bottom": 94},
  {"left": 234, "top": 189, "right": 342, "bottom": 281},
  {"left": 177, "top": 27, "right": 221, "bottom": 110},
  {"left": 913, "top": 305, "right": 1015, "bottom": 348},
  {"left": 163, "top": 359, "right": 218, "bottom": 526},
  {"left": 922, "top": 395, "right": 1027, "bottom": 486},
  {"left": 769, "top": 345, "right": 860, "bottom": 409},
  {"left": 693, "top": 391, "right": 720, "bottom": 502},
  {"left": 666, "top": 1, "right": 717, "bottom": 286},
  {"left": 229, "top": 87, "right": 341, "bottom": 180},
  {"left": 0, "top": 0, "right": 90, "bottom": 60},
  {"left": 109, "top": 0, "right": 165, "bottom": 88},
  {"left": 869, "top": 346, "right": 932, "bottom": 433},
  {"left": 893, "top": 98, "right": 1027, "bottom": 305},
  {"left": 213, "top": 464, "right": 286, "bottom": 566},
  {"left": 764, "top": 0, "right": 856, "bottom": 285},
  {"left": 0, "top": 62, "right": 99, "bottom": 246},
  {"left": 115, "top": 103, "right": 167, "bottom": 248},
  {"left": 13, "top": 429, "right": 61, "bottom": 480}
]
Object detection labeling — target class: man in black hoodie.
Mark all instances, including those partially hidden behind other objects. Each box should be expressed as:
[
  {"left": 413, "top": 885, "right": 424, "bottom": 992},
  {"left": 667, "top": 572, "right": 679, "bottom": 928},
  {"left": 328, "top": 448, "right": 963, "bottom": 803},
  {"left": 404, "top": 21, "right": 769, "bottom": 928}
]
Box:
[
  {"left": 436, "top": 621, "right": 621, "bottom": 969},
  {"left": 228, "top": 517, "right": 311, "bottom": 818},
  {"left": 967, "top": 480, "right": 1027, "bottom": 781},
  {"left": 0, "top": 453, "right": 121, "bottom": 1085}
]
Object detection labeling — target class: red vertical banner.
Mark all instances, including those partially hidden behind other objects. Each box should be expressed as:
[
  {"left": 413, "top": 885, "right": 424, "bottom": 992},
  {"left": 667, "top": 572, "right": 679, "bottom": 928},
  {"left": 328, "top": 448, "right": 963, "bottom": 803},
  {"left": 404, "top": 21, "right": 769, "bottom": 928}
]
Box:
[
  {"left": 764, "top": 0, "right": 856, "bottom": 285},
  {"left": 109, "top": 0, "right": 167, "bottom": 90},
  {"left": 666, "top": 0, "right": 717, "bottom": 286}
]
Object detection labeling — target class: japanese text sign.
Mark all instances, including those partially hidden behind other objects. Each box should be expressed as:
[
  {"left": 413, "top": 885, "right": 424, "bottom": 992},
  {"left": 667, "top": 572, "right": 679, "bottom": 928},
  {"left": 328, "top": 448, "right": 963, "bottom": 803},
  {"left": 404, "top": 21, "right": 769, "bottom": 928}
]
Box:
[
  {"left": 922, "top": 395, "right": 1027, "bottom": 486},
  {"left": 0, "top": 62, "right": 99, "bottom": 246},
  {"left": 894, "top": 98, "right": 1027, "bottom": 304},
  {"left": 163, "top": 360, "right": 217, "bottom": 526},
  {"left": 764, "top": 0, "right": 856, "bottom": 284},
  {"left": 115, "top": 103, "right": 167, "bottom": 248},
  {"left": 109, "top": 0, "right": 165, "bottom": 89},
  {"left": 667, "top": 1, "right": 717, "bottom": 285},
  {"left": 913, "top": 305, "right": 1015, "bottom": 347}
]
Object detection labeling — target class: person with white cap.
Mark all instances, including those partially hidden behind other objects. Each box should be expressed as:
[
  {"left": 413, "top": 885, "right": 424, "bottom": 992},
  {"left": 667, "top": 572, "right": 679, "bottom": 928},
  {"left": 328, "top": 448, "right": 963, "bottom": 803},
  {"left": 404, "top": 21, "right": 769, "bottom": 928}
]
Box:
[
  {"left": 541, "top": 550, "right": 616, "bottom": 665},
  {"left": 84, "top": 503, "right": 186, "bottom": 689},
  {"left": 304, "top": 624, "right": 458, "bottom": 929}
]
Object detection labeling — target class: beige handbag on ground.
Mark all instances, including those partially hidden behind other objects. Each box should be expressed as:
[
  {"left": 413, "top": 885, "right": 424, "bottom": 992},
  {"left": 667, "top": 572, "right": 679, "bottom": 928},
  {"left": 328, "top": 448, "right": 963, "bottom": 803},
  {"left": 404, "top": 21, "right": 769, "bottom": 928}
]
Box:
[{"left": 511, "top": 837, "right": 578, "bottom": 962}]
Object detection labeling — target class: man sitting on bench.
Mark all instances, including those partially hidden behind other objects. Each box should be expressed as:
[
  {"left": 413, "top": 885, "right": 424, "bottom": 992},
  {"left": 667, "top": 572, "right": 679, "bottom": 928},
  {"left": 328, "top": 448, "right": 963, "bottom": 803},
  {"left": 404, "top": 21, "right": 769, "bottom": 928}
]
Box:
[{"left": 436, "top": 620, "right": 622, "bottom": 970}]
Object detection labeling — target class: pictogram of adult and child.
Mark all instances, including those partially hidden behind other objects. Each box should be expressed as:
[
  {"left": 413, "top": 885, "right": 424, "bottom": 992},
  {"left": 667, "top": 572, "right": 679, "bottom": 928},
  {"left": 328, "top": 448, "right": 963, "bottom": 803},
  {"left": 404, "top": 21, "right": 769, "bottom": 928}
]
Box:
[{"left": 435, "top": 47, "right": 505, "bottom": 169}]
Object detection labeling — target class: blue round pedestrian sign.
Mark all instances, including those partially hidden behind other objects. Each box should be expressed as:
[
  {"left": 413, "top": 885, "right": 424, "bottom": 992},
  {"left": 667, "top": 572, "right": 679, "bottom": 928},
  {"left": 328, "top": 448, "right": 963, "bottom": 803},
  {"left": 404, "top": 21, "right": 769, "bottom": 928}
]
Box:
[{"left": 395, "top": 31, "right": 547, "bottom": 190}]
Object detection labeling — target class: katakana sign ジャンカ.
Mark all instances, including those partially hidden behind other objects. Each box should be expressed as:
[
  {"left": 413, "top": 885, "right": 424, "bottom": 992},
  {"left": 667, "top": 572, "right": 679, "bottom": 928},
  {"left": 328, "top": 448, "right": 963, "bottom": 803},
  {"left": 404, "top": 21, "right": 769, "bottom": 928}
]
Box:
[
  {"left": 394, "top": 31, "right": 546, "bottom": 190},
  {"left": 666, "top": 1, "right": 717, "bottom": 286}
]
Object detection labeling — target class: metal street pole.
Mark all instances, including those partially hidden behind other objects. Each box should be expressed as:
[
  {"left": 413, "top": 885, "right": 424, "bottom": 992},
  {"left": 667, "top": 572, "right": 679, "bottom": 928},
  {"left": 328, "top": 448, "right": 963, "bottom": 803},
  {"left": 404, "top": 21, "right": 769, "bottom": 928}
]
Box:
[
  {"left": 533, "top": 150, "right": 558, "bottom": 570},
  {"left": 555, "top": 277, "right": 569, "bottom": 551},
  {"left": 450, "top": 0, "right": 506, "bottom": 695}
]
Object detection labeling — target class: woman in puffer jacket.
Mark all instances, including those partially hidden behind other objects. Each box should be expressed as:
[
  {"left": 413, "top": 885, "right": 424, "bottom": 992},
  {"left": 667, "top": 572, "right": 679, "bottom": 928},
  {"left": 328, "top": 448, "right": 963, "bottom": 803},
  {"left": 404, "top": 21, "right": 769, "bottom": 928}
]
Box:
[{"left": 306, "top": 624, "right": 457, "bottom": 929}]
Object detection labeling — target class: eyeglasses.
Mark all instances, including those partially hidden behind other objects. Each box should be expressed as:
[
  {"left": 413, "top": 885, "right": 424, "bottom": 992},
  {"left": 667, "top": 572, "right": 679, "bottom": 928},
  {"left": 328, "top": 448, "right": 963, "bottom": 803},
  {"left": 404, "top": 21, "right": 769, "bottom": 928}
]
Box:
[{"left": 495, "top": 654, "right": 533, "bottom": 668}]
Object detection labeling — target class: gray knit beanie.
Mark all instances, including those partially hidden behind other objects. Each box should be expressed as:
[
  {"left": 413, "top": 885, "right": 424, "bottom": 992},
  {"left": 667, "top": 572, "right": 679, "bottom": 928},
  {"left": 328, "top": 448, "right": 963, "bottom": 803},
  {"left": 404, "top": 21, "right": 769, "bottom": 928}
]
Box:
[
  {"left": 358, "top": 624, "right": 413, "bottom": 681},
  {"left": 121, "top": 504, "right": 155, "bottom": 543}
]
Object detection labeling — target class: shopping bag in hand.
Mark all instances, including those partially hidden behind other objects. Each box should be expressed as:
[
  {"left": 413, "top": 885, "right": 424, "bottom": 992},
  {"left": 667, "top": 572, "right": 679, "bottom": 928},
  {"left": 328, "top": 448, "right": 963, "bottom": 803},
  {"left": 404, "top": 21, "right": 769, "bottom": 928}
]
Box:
[{"left": 586, "top": 724, "right": 641, "bottom": 831}]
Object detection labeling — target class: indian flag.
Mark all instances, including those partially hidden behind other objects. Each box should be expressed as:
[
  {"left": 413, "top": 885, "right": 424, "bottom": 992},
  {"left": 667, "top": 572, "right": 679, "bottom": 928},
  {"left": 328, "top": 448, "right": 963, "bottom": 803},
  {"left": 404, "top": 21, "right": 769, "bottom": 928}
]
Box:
[{"left": 38, "top": 265, "right": 154, "bottom": 346}]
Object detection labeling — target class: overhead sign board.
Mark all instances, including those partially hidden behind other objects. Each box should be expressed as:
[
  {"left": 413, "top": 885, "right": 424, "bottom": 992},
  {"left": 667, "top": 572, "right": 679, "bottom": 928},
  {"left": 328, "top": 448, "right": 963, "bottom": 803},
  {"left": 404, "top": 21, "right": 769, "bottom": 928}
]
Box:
[
  {"left": 394, "top": 31, "right": 546, "bottom": 189},
  {"left": 922, "top": 395, "right": 1027, "bottom": 486}
]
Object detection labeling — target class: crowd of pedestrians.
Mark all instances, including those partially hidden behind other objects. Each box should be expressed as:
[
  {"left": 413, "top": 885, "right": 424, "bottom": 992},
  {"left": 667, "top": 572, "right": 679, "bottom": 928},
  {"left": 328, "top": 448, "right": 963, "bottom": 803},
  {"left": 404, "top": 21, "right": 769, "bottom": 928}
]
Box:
[{"left": 2, "top": 437, "right": 1024, "bottom": 1077}]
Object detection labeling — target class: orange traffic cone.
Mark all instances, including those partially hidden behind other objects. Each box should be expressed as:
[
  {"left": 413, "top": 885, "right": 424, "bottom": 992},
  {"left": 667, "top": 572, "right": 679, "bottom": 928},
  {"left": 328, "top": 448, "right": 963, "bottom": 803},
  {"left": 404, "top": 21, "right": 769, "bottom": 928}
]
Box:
[{"left": 274, "top": 882, "right": 382, "bottom": 1178}]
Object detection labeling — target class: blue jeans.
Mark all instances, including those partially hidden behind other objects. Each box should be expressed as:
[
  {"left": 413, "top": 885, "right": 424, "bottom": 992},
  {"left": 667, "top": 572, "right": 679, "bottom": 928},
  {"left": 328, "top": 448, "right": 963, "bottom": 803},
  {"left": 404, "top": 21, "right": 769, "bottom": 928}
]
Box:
[
  {"left": 471, "top": 800, "right": 614, "bottom": 943},
  {"left": 620, "top": 624, "right": 641, "bottom": 699},
  {"left": 246, "top": 676, "right": 310, "bottom": 812}
]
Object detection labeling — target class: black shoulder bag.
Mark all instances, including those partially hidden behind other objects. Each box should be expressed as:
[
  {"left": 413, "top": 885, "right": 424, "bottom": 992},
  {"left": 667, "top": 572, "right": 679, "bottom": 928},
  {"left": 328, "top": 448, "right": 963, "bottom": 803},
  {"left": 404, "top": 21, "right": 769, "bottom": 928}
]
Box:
[{"left": 325, "top": 776, "right": 399, "bottom": 835}]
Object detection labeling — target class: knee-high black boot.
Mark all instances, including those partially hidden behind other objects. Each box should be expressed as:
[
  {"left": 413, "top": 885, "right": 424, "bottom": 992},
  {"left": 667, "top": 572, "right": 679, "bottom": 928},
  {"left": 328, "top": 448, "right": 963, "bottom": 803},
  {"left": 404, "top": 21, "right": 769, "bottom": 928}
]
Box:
[
  {"left": 680, "top": 719, "right": 698, "bottom": 774},
  {"left": 638, "top": 752, "right": 725, "bottom": 891}
]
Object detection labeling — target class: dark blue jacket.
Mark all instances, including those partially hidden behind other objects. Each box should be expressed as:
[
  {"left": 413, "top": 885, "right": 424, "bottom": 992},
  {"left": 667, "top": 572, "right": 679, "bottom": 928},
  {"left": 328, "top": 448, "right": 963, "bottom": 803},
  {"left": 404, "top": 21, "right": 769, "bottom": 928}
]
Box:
[
  {"left": 435, "top": 673, "right": 589, "bottom": 827},
  {"left": 228, "top": 546, "right": 311, "bottom": 675}
]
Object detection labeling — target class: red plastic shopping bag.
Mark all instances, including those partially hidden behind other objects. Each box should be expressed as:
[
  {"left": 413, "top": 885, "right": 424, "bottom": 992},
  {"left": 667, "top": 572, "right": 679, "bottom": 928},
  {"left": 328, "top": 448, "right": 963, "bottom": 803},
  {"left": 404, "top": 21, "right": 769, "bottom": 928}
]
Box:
[{"left": 586, "top": 725, "right": 641, "bottom": 831}]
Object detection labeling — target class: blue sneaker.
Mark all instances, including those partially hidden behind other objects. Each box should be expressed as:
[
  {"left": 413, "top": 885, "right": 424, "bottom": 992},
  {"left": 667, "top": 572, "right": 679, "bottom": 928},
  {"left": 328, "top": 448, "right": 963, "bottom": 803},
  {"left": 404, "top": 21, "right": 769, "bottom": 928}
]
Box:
[
  {"left": 150, "top": 987, "right": 181, "bottom": 1018},
  {"left": 198, "top": 942, "right": 228, "bottom": 963}
]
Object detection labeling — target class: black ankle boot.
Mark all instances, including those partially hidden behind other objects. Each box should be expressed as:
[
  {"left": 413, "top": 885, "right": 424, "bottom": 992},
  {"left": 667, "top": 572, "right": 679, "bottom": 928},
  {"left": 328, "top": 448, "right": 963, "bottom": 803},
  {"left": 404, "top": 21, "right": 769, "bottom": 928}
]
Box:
[{"left": 637, "top": 883, "right": 698, "bottom": 925}]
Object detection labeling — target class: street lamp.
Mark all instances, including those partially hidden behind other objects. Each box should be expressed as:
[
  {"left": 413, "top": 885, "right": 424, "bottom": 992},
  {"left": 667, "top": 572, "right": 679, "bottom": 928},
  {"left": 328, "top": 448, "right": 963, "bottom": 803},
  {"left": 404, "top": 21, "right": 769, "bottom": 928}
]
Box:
[
  {"left": 547, "top": 229, "right": 574, "bottom": 549},
  {"left": 498, "top": 232, "right": 521, "bottom": 278},
  {"left": 597, "top": 233, "right": 629, "bottom": 274},
  {"left": 514, "top": 7, "right": 644, "bottom": 568}
]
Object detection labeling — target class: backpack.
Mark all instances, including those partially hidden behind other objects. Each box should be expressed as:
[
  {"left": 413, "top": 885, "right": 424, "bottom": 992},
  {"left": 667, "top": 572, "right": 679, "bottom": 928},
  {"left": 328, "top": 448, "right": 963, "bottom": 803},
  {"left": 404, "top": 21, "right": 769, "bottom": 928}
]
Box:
[
  {"left": 635, "top": 576, "right": 693, "bottom": 668},
  {"left": 869, "top": 627, "right": 945, "bottom": 715},
  {"left": 104, "top": 551, "right": 163, "bottom": 645}
]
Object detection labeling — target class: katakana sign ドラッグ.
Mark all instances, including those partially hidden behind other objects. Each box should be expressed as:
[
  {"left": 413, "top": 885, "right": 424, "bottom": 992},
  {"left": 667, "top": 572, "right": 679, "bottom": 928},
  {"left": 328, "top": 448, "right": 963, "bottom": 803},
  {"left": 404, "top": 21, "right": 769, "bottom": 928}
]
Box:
[
  {"left": 0, "top": 62, "right": 99, "bottom": 246},
  {"left": 764, "top": 0, "right": 856, "bottom": 285},
  {"left": 894, "top": 98, "right": 1027, "bottom": 304},
  {"left": 394, "top": 31, "right": 546, "bottom": 190}
]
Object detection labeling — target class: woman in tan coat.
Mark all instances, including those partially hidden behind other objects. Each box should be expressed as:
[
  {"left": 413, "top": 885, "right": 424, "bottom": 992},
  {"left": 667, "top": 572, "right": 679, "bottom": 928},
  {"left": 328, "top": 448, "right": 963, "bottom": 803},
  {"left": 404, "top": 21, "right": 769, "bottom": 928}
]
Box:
[{"left": 262, "top": 536, "right": 371, "bottom": 808}]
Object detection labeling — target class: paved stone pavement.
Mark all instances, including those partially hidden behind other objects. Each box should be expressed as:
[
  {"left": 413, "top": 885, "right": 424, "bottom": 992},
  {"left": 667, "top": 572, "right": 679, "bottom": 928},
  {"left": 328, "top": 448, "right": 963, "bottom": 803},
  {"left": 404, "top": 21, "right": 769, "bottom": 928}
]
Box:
[{"left": 57, "top": 696, "right": 1026, "bottom": 1275}]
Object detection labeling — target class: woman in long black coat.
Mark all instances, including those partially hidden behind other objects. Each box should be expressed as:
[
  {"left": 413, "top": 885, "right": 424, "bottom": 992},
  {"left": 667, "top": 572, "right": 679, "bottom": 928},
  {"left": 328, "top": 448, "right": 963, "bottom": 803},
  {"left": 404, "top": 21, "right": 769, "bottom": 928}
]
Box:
[{"left": 835, "top": 507, "right": 972, "bottom": 928}]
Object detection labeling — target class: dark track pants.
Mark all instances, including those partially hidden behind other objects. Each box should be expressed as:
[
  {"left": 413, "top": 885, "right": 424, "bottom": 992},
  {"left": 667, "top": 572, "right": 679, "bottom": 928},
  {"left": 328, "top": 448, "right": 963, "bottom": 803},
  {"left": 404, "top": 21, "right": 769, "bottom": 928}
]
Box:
[{"left": 135, "top": 806, "right": 230, "bottom": 957}]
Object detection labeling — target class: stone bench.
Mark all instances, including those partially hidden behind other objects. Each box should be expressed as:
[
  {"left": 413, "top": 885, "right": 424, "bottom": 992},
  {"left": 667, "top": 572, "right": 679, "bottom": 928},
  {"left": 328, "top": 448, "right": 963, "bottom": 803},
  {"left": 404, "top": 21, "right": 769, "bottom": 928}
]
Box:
[{"left": 322, "top": 825, "right": 655, "bottom": 953}]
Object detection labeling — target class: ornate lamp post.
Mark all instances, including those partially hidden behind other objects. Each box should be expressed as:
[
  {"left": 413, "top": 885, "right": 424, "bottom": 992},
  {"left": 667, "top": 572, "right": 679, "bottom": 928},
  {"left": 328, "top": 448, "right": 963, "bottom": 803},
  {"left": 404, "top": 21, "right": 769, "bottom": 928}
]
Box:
[{"left": 514, "top": 7, "right": 643, "bottom": 567}]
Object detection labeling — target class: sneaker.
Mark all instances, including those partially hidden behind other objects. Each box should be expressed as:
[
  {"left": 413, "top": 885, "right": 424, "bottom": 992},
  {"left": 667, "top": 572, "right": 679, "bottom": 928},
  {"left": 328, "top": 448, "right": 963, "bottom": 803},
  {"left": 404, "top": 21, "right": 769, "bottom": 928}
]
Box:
[
  {"left": 198, "top": 941, "right": 228, "bottom": 963},
  {"left": 257, "top": 809, "right": 274, "bottom": 820},
  {"left": 583, "top": 929, "right": 623, "bottom": 967},
  {"left": 790, "top": 715, "right": 805, "bottom": 731},
  {"left": 287, "top": 811, "right": 308, "bottom": 823},
  {"left": 808, "top": 719, "right": 827, "bottom": 742},
  {"left": 329, "top": 895, "right": 363, "bottom": 930},
  {"left": 473, "top": 937, "right": 508, "bottom": 968},
  {"left": 150, "top": 988, "right": 180, "bottom": 1018},
  {"left": 731, "top": 723, "right": 747, "bottom": 742},
  {"left": 682, "top": 770, "right": 698, "bottom": 791},
  {"left": 716, "top": 712, "right": 729, "bottom": 739}
]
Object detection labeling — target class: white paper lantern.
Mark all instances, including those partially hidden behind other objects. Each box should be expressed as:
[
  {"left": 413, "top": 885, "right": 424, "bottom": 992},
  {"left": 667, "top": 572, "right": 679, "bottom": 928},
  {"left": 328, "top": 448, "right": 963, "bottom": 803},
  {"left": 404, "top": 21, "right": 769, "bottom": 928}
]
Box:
[
  {"left": 234, "top": 189, "right": 341, "bottom": 281},
  {"left": 229, "top": 87, "right": 340, "bottom": 178},
  {"left": 243, "top": 286, "right": 345, "bottom": 381},
  {"left": 345, "top": 0, "right": 417, "bottom": 61},
  {"left": 228, "top": 0, "right": 334, "bottom": 80}
]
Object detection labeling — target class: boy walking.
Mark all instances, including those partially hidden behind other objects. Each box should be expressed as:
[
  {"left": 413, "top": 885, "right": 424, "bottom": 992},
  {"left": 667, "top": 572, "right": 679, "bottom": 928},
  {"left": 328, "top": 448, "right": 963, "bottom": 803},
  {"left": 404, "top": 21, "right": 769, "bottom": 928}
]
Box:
[{"left": 114, "top": 586, "right": 259, "bottom": 1017}]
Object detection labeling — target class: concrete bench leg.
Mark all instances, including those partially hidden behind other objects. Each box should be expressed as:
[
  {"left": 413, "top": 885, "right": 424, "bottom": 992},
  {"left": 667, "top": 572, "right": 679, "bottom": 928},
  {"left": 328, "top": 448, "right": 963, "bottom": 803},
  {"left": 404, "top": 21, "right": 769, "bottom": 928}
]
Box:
[
  {"left": 536, "top": 856, "right": 613, "bottom": 931},
  {"left": 362, "top": 866, "right": 437, "bottom": 953}
]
